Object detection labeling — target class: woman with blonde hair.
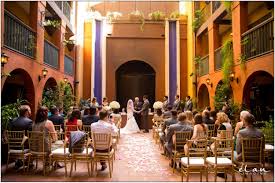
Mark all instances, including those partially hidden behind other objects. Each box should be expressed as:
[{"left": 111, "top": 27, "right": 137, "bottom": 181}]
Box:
[{"left": 185, "top": 110, "right": 194, "bottom": 125}]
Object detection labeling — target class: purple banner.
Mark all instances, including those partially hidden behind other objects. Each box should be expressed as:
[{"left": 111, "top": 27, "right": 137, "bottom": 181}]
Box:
[
  {"left": 169, "top": 21, "right": 177, "bottom": 104},
  {"left": 94, "top": 20, "right": 102, "bottom": 104}
]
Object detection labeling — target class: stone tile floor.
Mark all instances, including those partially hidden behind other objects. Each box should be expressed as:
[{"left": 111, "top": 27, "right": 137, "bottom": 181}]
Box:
[{"left": 1, "top": 131, "right": 274, "bottom": 182}]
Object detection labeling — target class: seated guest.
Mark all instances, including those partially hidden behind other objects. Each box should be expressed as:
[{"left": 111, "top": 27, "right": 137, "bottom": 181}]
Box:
[
  {"left": 160, "top": 110, "right": 178, "bottom": 154},
  {"left": 192, "top": 110, "right": 198, "bottom": 116},
  {"left": 81, "top": 106, "right": 90, "bottom": 117},
  {"left": 10, "top": 105, "right": 32, "bottom": 133},
  {"left": 205, "top": 106, "right": 211, "bottom": 112},
  {"left": 65, "top": 109, "right": 82, "bottom": 140},
  {"left": 234, "top": 110, "right": 250, "bottom": 136},
  {"left": 32, "top": 106, "right": 57, "bottom": 153},
  {"left": 102, "top": 97, "right": 109, "bottom": 107},
  {"left": 153, "top": 108, "right": 163, "bottom": 121},
  {"left": 110, "top": 108, "right": 121, "bottom": 126},
  {"left": 91, "top": 97, "right": 99, "bottom": 107},
  {"left": 185, "top": 110, "right": 194, "bottom": 125},
  {"left": 202, "top": 110, "right": 214, "bottom": 125},
  {"left": 82, "top": 106, "right": 99, "bottom": 125},
  {"left": 165, "top": 112, "right": 193, "bottom": 167},
  {"left": 235, "top": 113, "right": 264, "bottom": 161},
  {"left": 184, "top": 114, "right": 207, "bottom": 155},
  {"left": 163, "top": 105, "right": 173, "bottom": 119},
  {"left": 210, "top": 112, "right": 232, "bottom": 153},
  {"left": 48, "top": 105, "right": 64, "bottom": 131},
  {"left": 91, "top": 110, "right": 118, "bottom": 171},
  {"left": 210, "top": 110, "right": 217, "bottom": 122}
]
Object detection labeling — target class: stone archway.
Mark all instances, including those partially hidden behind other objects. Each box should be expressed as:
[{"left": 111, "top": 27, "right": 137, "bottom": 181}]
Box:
[
  {"left": 2, "top": 68, "right": 35, "bottom": 114},
  {"left": 242, "top": 71, "right": 274, "bottom": 121},
  {"left": 198, "top": 84, "right": 210, "bottom": 109},
  {"left": 116, "top": 60, "right": 156, "bottom": 108}
]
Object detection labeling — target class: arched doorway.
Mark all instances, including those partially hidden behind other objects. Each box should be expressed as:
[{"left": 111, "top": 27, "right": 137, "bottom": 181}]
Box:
[
  {"left": 116, "top": 61, "right": 156, "bottom": 108},
  {"left": 2, "top": 68, "right": 35, "bottom": 113},
  {"left": 42, "top": 77, "right": 58, "bottom": 107},
  {"left": 243, "top": 71, "right": 274, "bottom": 121},
  {"left": 198, "top": 84, "right": 210, "bottom": 109}
]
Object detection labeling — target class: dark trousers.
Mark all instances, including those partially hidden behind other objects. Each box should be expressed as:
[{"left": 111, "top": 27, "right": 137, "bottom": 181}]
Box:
[
  {"left": 142, "top": 114, "right": 148, "bottom": 131},
  {"left": 95, "top": 146, "right": 112, "bottom": 166}
]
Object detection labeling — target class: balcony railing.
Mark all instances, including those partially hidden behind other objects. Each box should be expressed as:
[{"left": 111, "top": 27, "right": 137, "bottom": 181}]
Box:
[
  {"left": 44, "top": 40, "right": 59, "bottom": 69},
  {"left": 199, "top": 55, "right": 209, "bottom": 77},
  {"left": 214, "top": 46, "right": 223, "bottom": 71},
  {"left": 242, "top": 17, "right": 274, "bottom": 60},
  {"left": 64, "top": 55, "right": 74, "bottom": 76},
  {"left": 55, "top": 1, "right": 71, "bottom": 21},
  {"left": 4, "top": 11, "right": 35, "bottom": 58},
  {"left": 212, "top": 1, "right": 221, "bottom": 14}
]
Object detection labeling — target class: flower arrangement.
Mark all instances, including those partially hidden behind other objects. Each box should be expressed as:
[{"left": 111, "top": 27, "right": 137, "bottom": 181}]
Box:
[
  {"left": 43, "top": 19, "right": 61, "bottom": 28},
  {"left": 148, "top": 10, "right": 165, "bottom": 21},
  {"left": 109, "top": 101, "right": 120, "bottom": 109},
  {"left": 106, "top": 11, "right": 122, "bottom": 22},
  {"left": 170, "top": 11, "right": 180, "bottom": 20},
  {"left": 153, "top": 101, "right": 163, "bottom": 109},
  {"left": 129, "top": 10, "right": 145, "bottom": 31}
]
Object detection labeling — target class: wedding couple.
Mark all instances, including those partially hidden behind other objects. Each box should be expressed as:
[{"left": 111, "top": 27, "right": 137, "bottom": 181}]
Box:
[{"left": 121, "top": 95, "right": 150, "bottom": 134}]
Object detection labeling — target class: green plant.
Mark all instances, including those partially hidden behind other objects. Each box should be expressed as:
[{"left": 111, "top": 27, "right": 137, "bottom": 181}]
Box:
[
  {"left": 222, "top": 1, "right": 233, "bottom": 14},
  {"left": 192, "top": 10, "right": 203, "bottom": 32},
  {"left": 1, "top": 99, "right": 28, "bottom": 131},
  {"left": 221, "top": 39, "right": 233, "bottom": 84},
  {"left": 148, "top": 10, "right": 165, "bottom": 21},
  {"left": 169, "top": 11, "right": 180, "bottom": 19},
  {"left": 106, "top": 11, "right": 122, "bottom": 22},
  {"left": 238, "top": 54, "right": 247, "bottom": 70},
  {"left": 129, "top": 10, "right": 145, "bottom": 32},
  {"left": 194, "top": 56, "right": 202, "bottom": 75},
  {"left": 43, "top": 19, "right": 61, "bottom": 28},
  {"left": 63, "top": 39, "right": 75, "bottom": 45},
  {"left": 78, "top": 98, "right": 91, "bottom": 109}
]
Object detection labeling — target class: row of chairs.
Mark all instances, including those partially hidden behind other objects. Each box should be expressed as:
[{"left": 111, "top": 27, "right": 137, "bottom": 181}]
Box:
[{"left": 5, "top": 130, "right": 116, "bottom": 178}]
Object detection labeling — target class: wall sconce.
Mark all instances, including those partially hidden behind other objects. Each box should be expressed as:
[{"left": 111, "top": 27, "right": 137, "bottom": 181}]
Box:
[
  {"left": 74, "top": 80, "right": 80, "bottom": 85},
  {"left": 64, "top": 77, "right": 68, "bottom": 82},
  {"left": 229, "top": 72, "right": 239, "bottom": 83},
  {"left": 1, "top": 53, "right": 9, "bottom": 67},
  {"left": 40, "top": 10, "right": 46, "bottom": 26},
  {"left": 38, "top": 68, "right": 48, "bottom": 81},
  {"left": 206, "top": 78, "right": 213, "bottom": 87}
]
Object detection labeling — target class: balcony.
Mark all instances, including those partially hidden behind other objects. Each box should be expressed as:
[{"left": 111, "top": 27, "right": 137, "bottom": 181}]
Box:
[
  {"left": 44, "top": 40, "right": 59, "bottom": 69},
  {"left": 212, "top": 1, "right": 221, "bottom": 14},
  {"left": 201, "top": 4, "right": 211, "bottom": 24},
  {"left": 54, "top": 1, "right": 71, "bottom": 21},
  {"left": 242, "top": 17, "right": 274, "bottom": 60},
  {"left": 198, "top": 55, "right": 209, "bottom": 77},
  {"left": 4, "top": 11, "right": 35, "bottom": 58},
  {"left": 214, "top": 46, "right": 223, "bottom": 71},
  {"left": 64, "top": 55, "right": 74, "bottom": 76}
]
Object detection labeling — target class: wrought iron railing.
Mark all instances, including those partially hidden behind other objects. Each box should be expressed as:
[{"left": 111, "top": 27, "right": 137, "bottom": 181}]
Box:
[
  {"left": 54, "top": 1, "right": 71, "bottom": 21},
  {"left": 44, "top": 40, "right": 59, "bottom": 69},
  {"left": 212, "top": 1, "right": 221, "bottom": 14},
  {"left": 242, "top": 17, "right": 274, "bottom": 60},
  {"left": 64, "top": 55, "right": 74, "bottom": 76},
  {"left": 4, "top": 10, "right": 35, "bottom": 58},
  {"left": 199, "top": 55, "right": 209, "bottom": 76},
  {"left": 214, "top": 46, "right": 223, "bottom": 71}
]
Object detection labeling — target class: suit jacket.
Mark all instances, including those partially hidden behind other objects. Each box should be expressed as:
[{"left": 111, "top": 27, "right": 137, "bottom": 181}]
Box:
[
  {"left": 184, "top": 100, "right": 193, "bottom": 111},
  {"left": 82, "top": 114, "right": 99, "bottom": 125},
  {"left": 173, "top": 99, "right": 180, "bottom": 111},
  {"left": 48, "top": 114, "right": 64, "bottom": 130},
  {"left": 163, "top": 100, "right": 169, "bottom": 111},
  {"left": 162, "top": 117, "right": 178, "bottom": 133},
  {"left": 134, "top": 101, "right": 143, "bottom": 111},
  {"left": 140, "top": 99, "right": 150, "bottom": 116},
  {"left": 10, "top": 116, "right": 33, "bottom": 133},
  {"left": 166, "top": 121, "right": 193, "bottom": 150}
]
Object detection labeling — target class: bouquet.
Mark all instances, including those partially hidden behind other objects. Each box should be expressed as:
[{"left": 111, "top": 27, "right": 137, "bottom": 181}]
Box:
[
  {"left": 109, "top": 101, "right": 120, "bottom": 109},
  {"left": 153, "top": 101, "right": 163, "bottom": 109}
]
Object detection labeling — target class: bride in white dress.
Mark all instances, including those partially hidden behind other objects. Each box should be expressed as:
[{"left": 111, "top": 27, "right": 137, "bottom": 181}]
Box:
[{"left": 121, "top": 99, "right": 140, "bottom": 134}]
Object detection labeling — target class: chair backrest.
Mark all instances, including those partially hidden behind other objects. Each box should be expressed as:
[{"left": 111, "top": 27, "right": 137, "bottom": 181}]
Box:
[
  {"left": 83, "top": 125, "right": 91, "bottom": 134},
  {"left": 214, "top": 138, "right": 234, "bottom": 159},
  {"left": 174, "top": 131, "right": 192, "bottom": 150},
  {"left": 207, "top": 124, "right": 215, "bottom": 131},
  {"left": 64, "top": 125, "right": 78, "bottom": 138},
  {"left": 217, "top": 130, "right": 233, "bottom": 139},
  {"left": 153, "top": 119, "right": 164, "bottom": 128},
  {"left": 262, "top": 128, "right": 274, "bottom": 145},
  {"left": 28, "top": 131, "right": 47, "bottom": 153},
  {"left": 54, "top": 125, "right": 61, "bottom": 132},
  {"left": 92, "top": 132, "right": 112, "bottom": 153},
  {"left": 187, "top": 139, "right": 208, "bottom": 158},
  {"left": 241, "top": 137, "right": 264, "bottom": 163},
  {"left": 6, "top": 131, "right": 26, "bottom": 151}
]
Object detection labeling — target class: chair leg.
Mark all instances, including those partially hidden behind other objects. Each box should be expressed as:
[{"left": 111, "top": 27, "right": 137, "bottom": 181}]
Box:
[
  {"left": 261, "top": 174, "right": 265, "bottom": 182},
  {"left": 173, "top": 154, "right": 176, "bottom": 173},
  {"left": 205, "top": 167, "right": 208, "bottom": 182},
  {"left": 43, "top": 157, "right": 46, "bottom": 176},
  {"left": 181, "top": 167, "right": 183, "bottom": 182},
  {"left": 250, "top": 174, "right": 253, "bottom": 182},
  {"left": 87, "top": 161, "right": 90, "bottom": 176},
  {"left": 70, "top": 160, "right": 73, "bottom": 177},
  {"left": 27, "top": 155, "right": 31, "bottom": 172},
  {"left": 6, "top": 154, "right": 10, "bottom": 172},
  {"left": 23, "top": 158, "right": 25, "bottom": 172},
  {"left": 231, "top": 168, "right": 236, "bottom": 182},
  {"left": 225, "top": 170, "right": 227, "bottom": 182},
  {"left": 36, "top": 159, "right": 38, "bottom": 170},
  {"left": 108, "top": 160, "right": 112, "bottom": 178},
  {"left": 186, "top": 168, "right": 189, "bottom": 182},
  {"left": 64, "top": 159, "right": 67, "bottom": 177},
  {"left": 74, "top": 160, "right": 76, "bottom": 171},
  {"left": 214, "top": 168, "right": 217, "bottom": 182},
  {"left": 200, "top": 171, "right": 202, "bottom": 182},
  {"left": 242, "top": 173, "right": 245, "bottom": 182}
]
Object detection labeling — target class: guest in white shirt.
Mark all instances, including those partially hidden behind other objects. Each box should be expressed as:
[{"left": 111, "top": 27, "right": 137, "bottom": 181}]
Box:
[{"left": 91, "top": 110, "right": 118, "bottom": 171}]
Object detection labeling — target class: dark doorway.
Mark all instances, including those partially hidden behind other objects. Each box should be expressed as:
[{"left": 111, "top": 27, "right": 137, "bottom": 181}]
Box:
[
  {"left": 116, "top": 61, "right": 156, "bottom": 109},
  {"left": 198, "top": 84, "right": 210, "bottom": 110}
]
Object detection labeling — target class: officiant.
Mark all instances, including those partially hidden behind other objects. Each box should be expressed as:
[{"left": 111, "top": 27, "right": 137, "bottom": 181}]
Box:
[{"left": 133, "top": 97, "right": 143, "bottom": 129}]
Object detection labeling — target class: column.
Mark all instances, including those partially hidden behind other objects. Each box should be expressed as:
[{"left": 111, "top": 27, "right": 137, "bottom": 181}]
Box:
[
  {"left": 59, "top": 19, "right": 66, "bottom": 73},
  {"left": 208, "top": 22, "right": 219, "bottom": 74}
]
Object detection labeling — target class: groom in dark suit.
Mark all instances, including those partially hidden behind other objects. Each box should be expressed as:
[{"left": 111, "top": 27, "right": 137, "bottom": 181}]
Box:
[
  {"left": 137, "top": 95, "right": 150, "bottom": 133},
  {"left": 134, "top": 97, "right": 143, "bottom": 129}
]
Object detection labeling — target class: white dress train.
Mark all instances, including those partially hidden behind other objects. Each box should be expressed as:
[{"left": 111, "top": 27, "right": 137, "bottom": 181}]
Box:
[{"left": 121, "top": 110, "right": 140, "bottom": 134}]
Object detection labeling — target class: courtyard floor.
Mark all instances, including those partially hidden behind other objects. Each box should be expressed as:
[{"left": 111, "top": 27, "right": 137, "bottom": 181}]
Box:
[{"left": 1, "top": 131, "right": 274, "bottom": 182}]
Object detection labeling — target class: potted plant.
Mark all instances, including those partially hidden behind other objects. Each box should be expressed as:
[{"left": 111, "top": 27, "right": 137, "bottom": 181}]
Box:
[
  {"left": 63, "top": 39, "right": 75, "bottom": 51},
  {"left": 148, "top": 11, "right": 165, "bottom": 21},
  {"left": 169, "top": 11, "right": 181, "bottom": 20},
  {"left": 129, "top": 10, "right": 145, "bottom": 31},
  {"left": 43, "top": 19, "right": 61, "bottom": 35},
  {"left": 106, "top": 11, "right": 122, "bottom": 23}
]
